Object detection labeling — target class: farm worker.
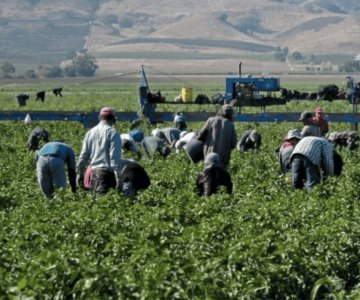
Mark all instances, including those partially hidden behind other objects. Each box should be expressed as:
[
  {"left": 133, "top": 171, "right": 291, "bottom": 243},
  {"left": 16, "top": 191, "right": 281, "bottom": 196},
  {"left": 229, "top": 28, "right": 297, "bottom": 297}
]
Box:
[
  {"left": 174, "top": 131, "right": 196, "bottom": 153},
  {"left": 312, "top": 107, "right": 329, "bottom": 136},
  {"left": 289, "top": 136, "right": 342, "bottom": 192},
  {"left": 121, "top": 133, "right": 141, "bottom": 158},
  {"left": 237, "top": 129, "right": 261, "bottom": 152},
  {"left": 325, "top": 131, "right": 358, "bottom": 150},
  {"left": 152, "top": 127, "right": 181, "bottom": 145},
  {"left": 117, "top": 159, "right": 151, "bottom": 197},
  {"left": 36, "top": 141, "right": 76, "bottom": 198},
  {"left": 275, "top": 129, "right": 302, "bottom": 174},
  {"left": 77, "top": 107, "right": 122, "bottom": 195},
  {"left": 141, "top": 136, "right": 171, "bottom": 159},
  {"left": 195, "top": 153, "right": 232, "bottom": 197},
  {"left": 298, "top": 111, "right": 321, "bottom": 137},
  {"left": 196, "top": 104, "right": 237, "bottom": 169},
  {"left": 27, "top": 127, "right": 49, "bottom": 151},
  {"left": 173, "top": 113, "right": 188, "bottom": 132}
]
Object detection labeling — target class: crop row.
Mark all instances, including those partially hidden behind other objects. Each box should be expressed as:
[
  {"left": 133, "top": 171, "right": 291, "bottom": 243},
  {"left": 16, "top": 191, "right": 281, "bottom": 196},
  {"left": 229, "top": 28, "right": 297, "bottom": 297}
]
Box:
[{"left": 0, "top": 114, "right": 360, "bottom": 298}]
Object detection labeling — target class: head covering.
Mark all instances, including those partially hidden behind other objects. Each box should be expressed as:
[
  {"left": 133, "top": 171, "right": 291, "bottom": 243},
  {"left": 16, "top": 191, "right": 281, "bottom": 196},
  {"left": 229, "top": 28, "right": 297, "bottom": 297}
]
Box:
[
  {"left": 285, "top": 129, "right": 302, "bottom": 141},
  {"left": 298, "top": 111, "right": 312, "bottom": 121},
  {"left": 217, "top": 104, "right": 233, "bottom": 119},
  {"left": 249, "top": 130, "right": 260, "bottom": 142},
  {"left": 152, "top": 129, "right": 161, "bottom": 138},
  {"left": 99, "top": 107, "right": 116, "bottom": 117},
  {"left": 204, "top": 152, "right": 220, "bottom": 167},
  {"left": 315, "top": 107, "right": 323, "bottom": 113}
]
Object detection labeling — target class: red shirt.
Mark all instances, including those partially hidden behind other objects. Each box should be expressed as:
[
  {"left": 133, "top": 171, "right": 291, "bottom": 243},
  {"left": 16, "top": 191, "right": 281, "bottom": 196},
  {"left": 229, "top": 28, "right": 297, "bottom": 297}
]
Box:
[{"left": 312, "top": 116, "right": 329, "bottom": 136}]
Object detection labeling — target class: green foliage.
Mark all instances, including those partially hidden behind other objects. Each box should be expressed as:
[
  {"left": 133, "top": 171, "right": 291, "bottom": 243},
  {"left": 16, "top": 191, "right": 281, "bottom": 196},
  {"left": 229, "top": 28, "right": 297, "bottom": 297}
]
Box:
[
  {"left": 39, "top": 66, "right": 63, "bottom": 78},
  {"left": 1, "top": 61, "right": 15, "bottom": 77},
  {"left": 62, "top": 64, "right": 77, "bottom": 77},
  {"left": 291, "top": 51, "right": 303, "bottom": 61},
  {"left": 23, "top": 69, "right": 37, "bottom": 79},
  {"left": 339, "top": 60, "right": 360, "bottom": 73},
  {"left": 0, "top": 82, "right": 360, "bottom": 298},
  {"left": 70, "top": 53, "right": 98, "bottom": 77},
  {"left": 273, "top": 51, "right": 286, "bottom": 62}
]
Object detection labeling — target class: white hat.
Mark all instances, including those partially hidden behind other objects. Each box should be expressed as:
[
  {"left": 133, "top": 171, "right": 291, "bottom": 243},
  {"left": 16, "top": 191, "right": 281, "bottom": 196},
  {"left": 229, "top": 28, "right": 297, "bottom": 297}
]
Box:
[
  {"left": 152, "top": 129, "right": 161, "bottom": 138},
  {"left": 286, "top": 129, "right": 302, "bottom": 141}
]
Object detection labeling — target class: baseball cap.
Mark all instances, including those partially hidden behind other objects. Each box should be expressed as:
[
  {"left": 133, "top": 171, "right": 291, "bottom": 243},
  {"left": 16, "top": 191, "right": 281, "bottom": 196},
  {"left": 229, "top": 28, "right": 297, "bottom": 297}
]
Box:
[
  {"left": 298, "top": 111, "right": 312, "bottom": 121},
  {"left": 99, "top": 107, "right": 116, "bottom": 117},
  {"left": 315, "top": 107, "right": 323, "bottom": 113}
]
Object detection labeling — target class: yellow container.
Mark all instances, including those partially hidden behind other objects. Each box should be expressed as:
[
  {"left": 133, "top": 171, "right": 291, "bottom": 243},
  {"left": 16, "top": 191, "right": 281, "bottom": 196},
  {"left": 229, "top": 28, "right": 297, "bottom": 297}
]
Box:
[{"left": 181, "top": 87, "right": 193, "bottom": 102}]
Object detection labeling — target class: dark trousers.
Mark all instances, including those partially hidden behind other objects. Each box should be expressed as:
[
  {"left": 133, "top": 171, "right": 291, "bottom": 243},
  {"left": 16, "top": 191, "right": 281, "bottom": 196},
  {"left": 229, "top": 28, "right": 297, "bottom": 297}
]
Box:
[
  {"left": 291, "top": 154, "right": 320, "bottom": 192},
  {"left": 91, "top": 169, "right": 116, "bottom": 195}
]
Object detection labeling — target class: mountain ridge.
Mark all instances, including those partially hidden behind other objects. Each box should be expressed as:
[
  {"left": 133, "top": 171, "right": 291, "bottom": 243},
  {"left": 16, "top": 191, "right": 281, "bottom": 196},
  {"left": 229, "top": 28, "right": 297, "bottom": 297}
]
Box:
[{"left": 0, "top": 0, "right": 359, "bottom": 73}]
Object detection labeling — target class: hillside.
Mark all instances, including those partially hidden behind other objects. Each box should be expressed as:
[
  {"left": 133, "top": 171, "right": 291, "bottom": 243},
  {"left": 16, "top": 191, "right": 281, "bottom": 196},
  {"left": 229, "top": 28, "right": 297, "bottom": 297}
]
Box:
[{"left": 0, "top": 0, "right": 360, "bottom": 74}]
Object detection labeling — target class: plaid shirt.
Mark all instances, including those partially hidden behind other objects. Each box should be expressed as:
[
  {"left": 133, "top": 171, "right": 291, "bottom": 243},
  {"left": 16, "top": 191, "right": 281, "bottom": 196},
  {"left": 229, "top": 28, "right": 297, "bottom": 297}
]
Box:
[{"left": 291, "top": 136, "right": 334, "bottom": 176}]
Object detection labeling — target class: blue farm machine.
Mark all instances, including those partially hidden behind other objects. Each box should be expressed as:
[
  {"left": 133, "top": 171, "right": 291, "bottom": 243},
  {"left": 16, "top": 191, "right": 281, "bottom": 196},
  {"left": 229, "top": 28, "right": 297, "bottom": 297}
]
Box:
[{"left": 224, "top": 62, "right": 284, "bottom": 109}]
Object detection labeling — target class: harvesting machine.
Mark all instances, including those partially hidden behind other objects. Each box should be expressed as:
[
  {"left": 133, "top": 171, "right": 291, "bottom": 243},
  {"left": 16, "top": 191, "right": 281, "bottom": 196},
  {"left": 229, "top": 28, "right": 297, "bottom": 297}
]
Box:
[{"left": 224, "top": 62, "right": 285, "bottom": 108}]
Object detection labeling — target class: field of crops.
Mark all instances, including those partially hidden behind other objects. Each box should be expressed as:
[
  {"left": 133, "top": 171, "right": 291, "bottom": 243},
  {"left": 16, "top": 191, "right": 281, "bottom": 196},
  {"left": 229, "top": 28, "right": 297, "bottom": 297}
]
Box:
[{"left": 1, "top": 79, "right": 360, "bottom": 299}]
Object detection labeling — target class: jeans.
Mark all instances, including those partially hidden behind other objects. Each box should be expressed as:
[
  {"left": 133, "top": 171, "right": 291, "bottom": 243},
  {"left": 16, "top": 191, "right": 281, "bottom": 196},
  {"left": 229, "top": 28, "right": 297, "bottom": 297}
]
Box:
[
  {"left": 291, "top": 154, "right": 320, "bottom": 192},
  {"left": 37, "top": 156, "right": 66, "bottom": 198},
  {"left": 122, "top": 180, "right": 134, "bottom": 197}
]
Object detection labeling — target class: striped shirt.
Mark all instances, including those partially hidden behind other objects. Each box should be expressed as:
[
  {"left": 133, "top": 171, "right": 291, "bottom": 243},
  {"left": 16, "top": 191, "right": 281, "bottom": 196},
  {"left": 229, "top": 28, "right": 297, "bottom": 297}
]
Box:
[{"left": 291, "top": 136, "right": 334, "bottom": 176}]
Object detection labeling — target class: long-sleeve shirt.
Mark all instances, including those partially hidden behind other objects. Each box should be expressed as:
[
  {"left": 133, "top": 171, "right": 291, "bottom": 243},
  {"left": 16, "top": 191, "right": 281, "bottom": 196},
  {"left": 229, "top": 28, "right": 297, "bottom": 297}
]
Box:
[
  {"left": 77, "top": 121, "right": 122, "bottom": 177},
  {"left": 301, "top": 124, "right": 321, "bottom": 137},
  {"left": 175, "top": 131, "right": 195, "bottom": 153},
  {"left": 195, "top": 166, "right": 233, "bottom": 196},
  {"left": 276, "top": 141, "right": 297, "bottom": 173},
  {"left": 141, "top": 136, "right": 164, "bottom": 157},
  {"left": 196, "top": 116, "right": 237, "bottom": 168},
  {"left": 290, "top": 136, "right": 334, "bottom": 176},
  {"left": 160, "top": 127, "right": 181, "bottom": 145},
  {"left": 38, "top": 141, "right": 76, "bottom": 169},
  {"left": 237, "top": 130, "right": 261, "bottom": 151},
  {"left": 27, "top": 127, "right": 49, "bottom": 151}
]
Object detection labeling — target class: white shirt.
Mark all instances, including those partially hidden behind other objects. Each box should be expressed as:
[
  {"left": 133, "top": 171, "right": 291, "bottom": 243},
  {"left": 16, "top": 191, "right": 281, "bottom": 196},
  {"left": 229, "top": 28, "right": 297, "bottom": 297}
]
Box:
[
  {"left": 175, "top": 132, "right": 195, "bottom": 153},
  {"left": 77, "top": 121, "right": 122, "bottom": 177}
]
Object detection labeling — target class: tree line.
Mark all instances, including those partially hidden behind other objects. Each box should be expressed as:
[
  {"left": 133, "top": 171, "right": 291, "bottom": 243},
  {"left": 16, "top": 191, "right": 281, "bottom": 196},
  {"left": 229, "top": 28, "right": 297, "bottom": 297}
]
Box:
[{"left": 0, "top": 53, "right": 98, "bottom": 79}]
